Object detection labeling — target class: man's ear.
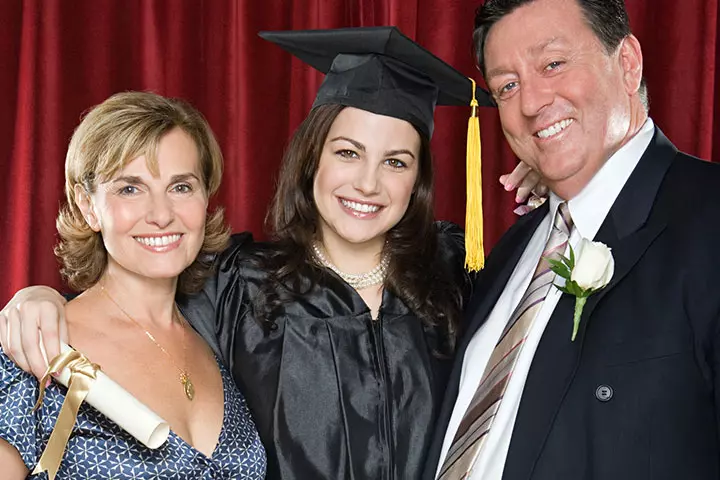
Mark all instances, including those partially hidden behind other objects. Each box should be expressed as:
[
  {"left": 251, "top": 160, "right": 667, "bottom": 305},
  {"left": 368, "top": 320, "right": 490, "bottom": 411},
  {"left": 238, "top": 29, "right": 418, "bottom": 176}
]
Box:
[
  {"left": 74, "top": 184, "right": 100, "bottom": 232},
  {"left": 618, "top": 34, "right": 643, "bottom": 95}
]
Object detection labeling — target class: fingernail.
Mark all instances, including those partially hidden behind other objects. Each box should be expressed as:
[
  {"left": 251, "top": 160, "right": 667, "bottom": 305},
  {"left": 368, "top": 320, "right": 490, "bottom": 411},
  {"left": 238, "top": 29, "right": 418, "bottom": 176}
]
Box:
[
  {"left": 45, "top": 378, "right": 52, "bottom": 388},
  {"left": 505, "top": 183, "right": 514, "bottom": 191},
  {"left": 514, "top": 205, "right": 531, "bottom": 216}
]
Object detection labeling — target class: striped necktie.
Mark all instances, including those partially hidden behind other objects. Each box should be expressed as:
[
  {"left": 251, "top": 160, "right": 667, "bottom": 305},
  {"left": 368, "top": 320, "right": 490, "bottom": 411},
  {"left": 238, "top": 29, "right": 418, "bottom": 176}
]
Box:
[{"left": 438, "top": 202, "right": 573, "bottom": 479}]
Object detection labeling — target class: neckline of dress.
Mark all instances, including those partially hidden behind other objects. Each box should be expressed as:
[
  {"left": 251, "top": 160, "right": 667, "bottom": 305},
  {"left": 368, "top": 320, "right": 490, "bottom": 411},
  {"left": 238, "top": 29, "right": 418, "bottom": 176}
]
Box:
[{"left": 168, "top": 355, "right": 229, "bottom": 460}]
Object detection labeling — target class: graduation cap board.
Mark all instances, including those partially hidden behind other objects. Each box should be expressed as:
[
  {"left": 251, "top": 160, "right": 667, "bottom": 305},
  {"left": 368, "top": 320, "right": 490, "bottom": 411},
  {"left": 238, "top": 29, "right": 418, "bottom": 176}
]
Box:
[{"left": 260, "top": 26, "right": 492, "bottom": 271}]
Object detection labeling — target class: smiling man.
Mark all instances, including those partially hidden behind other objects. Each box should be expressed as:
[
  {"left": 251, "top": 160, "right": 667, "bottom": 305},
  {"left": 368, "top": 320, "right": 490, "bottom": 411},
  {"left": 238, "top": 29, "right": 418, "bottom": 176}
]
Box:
[{"left": 423, "top": 1, "right": 720, "bottom": 479}]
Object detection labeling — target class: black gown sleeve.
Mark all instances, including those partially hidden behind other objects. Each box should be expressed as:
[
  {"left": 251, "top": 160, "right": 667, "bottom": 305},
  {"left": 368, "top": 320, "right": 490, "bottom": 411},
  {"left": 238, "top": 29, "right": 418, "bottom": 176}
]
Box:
[
  {"left": 434, "top": 220, "right": 475, "bottom": 301},
  {"left": 177, "top": 231, "right": 254, "bottom": 364}
]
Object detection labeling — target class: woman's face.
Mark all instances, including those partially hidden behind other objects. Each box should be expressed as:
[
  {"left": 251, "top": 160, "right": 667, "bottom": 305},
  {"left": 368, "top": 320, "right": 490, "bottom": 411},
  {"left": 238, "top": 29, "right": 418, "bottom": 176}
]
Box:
[
  {"left": 313, "top": 107, "right": 421, "bottom": 251},
  {"left": 83, "top": 128, "right": 208, "bottom": 283}
]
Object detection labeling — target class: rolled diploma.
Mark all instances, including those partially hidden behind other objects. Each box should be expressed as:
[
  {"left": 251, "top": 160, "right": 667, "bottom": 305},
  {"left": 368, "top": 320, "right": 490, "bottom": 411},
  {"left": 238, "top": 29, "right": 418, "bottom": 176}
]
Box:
[{"left": 52, "top": 342, "right": 170, "bottom": 449}]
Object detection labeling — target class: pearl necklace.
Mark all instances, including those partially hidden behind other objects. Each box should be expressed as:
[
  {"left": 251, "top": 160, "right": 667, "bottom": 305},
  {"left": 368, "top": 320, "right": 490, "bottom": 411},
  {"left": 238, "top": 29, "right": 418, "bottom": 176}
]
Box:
[{"left": 312, "top": 242, "right": 389, "bottom": 290}]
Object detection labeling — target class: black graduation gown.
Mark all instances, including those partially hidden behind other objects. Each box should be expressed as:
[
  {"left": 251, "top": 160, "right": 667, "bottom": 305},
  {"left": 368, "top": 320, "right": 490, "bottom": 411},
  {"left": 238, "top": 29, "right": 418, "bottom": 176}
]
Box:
[{"left": 178, "top": 222, "right": 467, "bottom": 480}]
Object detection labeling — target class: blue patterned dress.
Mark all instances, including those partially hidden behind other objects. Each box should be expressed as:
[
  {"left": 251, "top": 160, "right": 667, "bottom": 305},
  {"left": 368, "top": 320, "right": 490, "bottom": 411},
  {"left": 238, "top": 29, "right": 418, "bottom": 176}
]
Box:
[{"left": 0, "top": 346, "right": 266, "bottom": 479}]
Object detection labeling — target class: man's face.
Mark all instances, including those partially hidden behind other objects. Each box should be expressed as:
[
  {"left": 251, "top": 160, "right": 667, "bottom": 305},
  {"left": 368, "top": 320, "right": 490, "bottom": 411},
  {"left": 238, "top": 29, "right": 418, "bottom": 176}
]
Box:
[{"left": 483, "top": 0, "right": 636, "bottom": 197}]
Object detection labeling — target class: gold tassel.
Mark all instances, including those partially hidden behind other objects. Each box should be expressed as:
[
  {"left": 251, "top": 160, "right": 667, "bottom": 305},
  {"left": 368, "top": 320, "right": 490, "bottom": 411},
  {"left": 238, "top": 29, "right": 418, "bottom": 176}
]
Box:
[
  {"left": 31, "top": 349, "right": 101, "bottom": 480},
  {"left": 465, "top": 78, "right": 485, "bottom": 271}
]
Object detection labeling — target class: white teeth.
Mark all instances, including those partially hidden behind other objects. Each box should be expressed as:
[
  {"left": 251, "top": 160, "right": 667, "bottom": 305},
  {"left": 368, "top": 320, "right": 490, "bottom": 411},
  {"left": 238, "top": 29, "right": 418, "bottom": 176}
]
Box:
[
  {"left": 340, "top": 199, "right": 380, "bottom": 213},
  {"left": 134, "top": 234, "right": 181, "bottom": 247},
  {"left": 537, "top": 118, "right": 573, "bottom": 139}
]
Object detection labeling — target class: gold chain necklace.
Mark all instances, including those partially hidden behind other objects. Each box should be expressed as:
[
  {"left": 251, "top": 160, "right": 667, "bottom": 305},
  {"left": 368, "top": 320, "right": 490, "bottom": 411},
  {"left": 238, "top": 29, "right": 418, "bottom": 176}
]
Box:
[{"left": 99, "top": 284, "right": 195, "bottom": 401}]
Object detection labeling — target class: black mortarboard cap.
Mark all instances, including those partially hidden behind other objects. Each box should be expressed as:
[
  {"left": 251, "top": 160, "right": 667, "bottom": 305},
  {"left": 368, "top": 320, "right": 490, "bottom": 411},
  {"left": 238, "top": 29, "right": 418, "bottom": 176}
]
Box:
[{"left": 258, "top": 26, "right": 493, "bottom": 138}]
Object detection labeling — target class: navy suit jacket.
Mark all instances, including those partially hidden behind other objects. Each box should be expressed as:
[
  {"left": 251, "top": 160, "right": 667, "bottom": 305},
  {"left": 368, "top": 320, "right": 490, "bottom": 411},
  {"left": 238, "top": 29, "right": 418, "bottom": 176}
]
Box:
[{"left": 423, "top": 129, "right": 720, "bottom": 480}]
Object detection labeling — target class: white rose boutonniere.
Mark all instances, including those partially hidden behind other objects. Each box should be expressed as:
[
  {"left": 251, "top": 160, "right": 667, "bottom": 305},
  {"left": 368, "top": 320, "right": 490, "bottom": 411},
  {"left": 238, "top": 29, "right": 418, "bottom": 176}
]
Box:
[{"left": 548, "top": 238, "right": 615, "bottom": 341}]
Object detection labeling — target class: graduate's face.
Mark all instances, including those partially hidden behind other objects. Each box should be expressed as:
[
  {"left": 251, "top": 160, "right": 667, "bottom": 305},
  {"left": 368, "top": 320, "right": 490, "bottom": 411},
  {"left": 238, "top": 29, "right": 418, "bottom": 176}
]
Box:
[
  {"left": 483, "top": 0, "right": 641, "bottom": 198},
  {"left": 313, "top": 107, "right": 420, "bottom": 250},
  {"left": 78, "top": 128, "right": 208, "bottom": 283}
]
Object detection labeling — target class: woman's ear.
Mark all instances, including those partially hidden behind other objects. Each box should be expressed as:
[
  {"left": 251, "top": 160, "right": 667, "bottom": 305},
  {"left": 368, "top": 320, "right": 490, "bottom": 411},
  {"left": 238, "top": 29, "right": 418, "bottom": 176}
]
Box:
[{"left": 74, "top": 184, "right": 100, "bottom": 232}]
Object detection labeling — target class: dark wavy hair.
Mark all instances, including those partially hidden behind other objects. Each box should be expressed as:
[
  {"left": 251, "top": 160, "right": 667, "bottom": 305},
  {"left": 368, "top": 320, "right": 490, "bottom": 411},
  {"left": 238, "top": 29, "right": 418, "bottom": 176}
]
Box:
[{"left": 254, "top": 103, "right": 464, "bottom": 354}]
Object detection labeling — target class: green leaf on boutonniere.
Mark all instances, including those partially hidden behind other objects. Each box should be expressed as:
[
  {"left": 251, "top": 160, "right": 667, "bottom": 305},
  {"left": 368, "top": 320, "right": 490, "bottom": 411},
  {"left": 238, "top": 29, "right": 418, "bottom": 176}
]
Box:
[
  {"left": 547, "top": 258, "right": 571, "bottom": 279},
  {"left": 566, "top": 280, "right": 586, "bottom": 298},
  {"left": 571, "top": 296, "right": 587, "bottom": 341}
]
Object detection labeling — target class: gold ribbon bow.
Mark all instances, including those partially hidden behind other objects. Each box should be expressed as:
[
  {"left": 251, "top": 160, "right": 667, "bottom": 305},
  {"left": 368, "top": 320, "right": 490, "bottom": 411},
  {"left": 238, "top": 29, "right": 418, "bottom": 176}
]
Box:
[{"left": 31, "top": 348, "right": 101, "bottom": 480}]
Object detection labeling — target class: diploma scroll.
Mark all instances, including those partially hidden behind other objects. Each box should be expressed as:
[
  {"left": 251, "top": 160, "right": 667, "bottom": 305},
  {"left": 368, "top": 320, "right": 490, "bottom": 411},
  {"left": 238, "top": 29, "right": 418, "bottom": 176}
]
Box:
[{"left": 52, "top": 342, "right": 170, "bottom": 449}]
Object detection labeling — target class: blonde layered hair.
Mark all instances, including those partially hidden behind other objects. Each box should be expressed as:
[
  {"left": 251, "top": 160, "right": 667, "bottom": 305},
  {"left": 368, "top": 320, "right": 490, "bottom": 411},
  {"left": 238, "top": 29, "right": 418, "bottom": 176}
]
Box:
[{"left": 55, "top": 91, "right": 230, "bottom": 293}]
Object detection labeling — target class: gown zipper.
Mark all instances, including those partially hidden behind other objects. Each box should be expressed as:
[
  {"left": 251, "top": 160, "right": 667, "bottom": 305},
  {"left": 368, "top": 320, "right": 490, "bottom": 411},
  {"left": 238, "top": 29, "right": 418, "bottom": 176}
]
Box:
[{"left": 371, "top": 312, "right": 395, "bottom": 480}]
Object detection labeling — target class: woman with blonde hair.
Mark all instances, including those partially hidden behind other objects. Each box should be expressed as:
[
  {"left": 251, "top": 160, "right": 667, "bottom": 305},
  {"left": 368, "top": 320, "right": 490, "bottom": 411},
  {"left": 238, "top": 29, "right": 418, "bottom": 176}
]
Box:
[{"left": 0, "top": 91, "right": 266, "bottom": 478}]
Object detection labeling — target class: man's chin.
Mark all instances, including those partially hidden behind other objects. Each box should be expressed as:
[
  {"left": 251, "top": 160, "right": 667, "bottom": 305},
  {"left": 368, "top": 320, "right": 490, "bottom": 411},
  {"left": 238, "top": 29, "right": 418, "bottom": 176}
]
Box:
[{"left": 542, "top": 168, "right": 600, "bottom": 200}]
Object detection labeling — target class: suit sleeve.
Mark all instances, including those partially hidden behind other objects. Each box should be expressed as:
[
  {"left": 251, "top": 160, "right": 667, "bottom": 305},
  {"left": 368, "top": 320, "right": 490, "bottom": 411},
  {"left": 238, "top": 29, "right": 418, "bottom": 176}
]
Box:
[
  {"left": 705, "top": 226, "right": 720, "bottom": 433},
  {"left": 682, "top": 201, "right": 720, "bottom": 434}
]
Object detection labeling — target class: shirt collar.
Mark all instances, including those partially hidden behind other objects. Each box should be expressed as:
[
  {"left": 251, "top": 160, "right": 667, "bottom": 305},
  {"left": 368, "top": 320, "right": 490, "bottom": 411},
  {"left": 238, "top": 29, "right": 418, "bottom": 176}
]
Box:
[{"left": 561, "top": 118, "right": 655, "bottom": 240}]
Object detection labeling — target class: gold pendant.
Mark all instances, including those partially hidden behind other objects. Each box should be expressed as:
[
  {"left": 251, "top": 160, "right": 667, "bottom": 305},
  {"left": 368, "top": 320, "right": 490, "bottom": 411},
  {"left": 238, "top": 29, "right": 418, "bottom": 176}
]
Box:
[{"left": 180, "top": 372, "right": 195, "bottom": 401}]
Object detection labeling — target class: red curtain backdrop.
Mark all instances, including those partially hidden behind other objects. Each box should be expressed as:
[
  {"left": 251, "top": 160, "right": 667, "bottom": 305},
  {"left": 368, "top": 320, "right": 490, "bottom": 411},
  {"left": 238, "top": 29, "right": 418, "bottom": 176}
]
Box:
[{"left": 1, "top": 0, "right": 718, "bottom": 303}]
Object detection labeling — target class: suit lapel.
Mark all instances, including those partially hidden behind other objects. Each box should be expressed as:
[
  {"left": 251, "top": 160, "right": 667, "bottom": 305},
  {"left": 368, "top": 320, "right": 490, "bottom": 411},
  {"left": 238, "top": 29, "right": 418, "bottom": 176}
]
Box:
[
  {"left": 577, "top": 129, "right": 677, "bottom": 328},
  {"left": 503, "top": 128, "right": 678, "bottom": 480},
  {"left": 577, "top": 219, "right": 666, "bottom": 333}
]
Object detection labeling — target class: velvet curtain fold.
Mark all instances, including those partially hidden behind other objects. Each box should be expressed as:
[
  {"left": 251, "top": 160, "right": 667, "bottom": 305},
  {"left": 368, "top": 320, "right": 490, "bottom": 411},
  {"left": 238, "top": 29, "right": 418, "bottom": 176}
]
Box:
[{"left": 1, "top": 0, "right": 718, "bottom": 303}]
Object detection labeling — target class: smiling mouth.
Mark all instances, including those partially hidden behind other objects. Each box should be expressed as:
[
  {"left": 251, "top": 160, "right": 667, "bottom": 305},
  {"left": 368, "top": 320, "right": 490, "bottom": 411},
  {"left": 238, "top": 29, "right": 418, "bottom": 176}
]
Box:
[
  {"left": 535, "top": 118, "right": 574, "bottom": 139},
  {"left": 340, "top": 198, "right": 382, "bottom": 214},
  {"left": 133, "top": 233, "right": 182, "bottom": 247}
]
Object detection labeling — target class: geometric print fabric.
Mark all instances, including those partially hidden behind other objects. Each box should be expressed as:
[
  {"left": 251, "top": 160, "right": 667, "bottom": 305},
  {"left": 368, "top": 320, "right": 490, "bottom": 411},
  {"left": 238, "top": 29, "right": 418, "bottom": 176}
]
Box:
[{"left": 0, "top": 347, "right": 266, "bottom": 479}]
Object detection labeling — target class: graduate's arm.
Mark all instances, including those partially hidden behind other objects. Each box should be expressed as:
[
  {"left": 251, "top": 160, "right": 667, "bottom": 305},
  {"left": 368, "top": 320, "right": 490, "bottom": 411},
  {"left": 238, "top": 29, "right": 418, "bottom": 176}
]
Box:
[
  {"left": 0, "top": 286, "right": 68, "bottom": 379},
  {"left": 501, "top": 161, "right": 549, "bottom": 215},
  {"left": 500, "top": 161, "right": 548, "bottom": 202},
  {"left": 177, "top": 232, "right": 254, "bottom": 363}
]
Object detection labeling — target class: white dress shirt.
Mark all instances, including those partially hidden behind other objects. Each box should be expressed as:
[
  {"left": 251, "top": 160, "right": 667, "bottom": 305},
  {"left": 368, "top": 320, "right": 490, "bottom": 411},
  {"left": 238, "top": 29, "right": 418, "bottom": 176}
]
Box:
[{"left": 436, "top": 119, "right": 655, "bottom": 480}]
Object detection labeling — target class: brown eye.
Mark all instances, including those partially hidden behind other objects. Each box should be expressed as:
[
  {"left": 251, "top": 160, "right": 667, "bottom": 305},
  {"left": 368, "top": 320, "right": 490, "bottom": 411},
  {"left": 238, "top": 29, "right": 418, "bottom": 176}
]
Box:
[
  {"left": 384, "top": 158, "right": 407, "bottom": 169},
  {"left": 336, "top": 149, "right": 359, "bottom": 159},
  {"left": 172, "top": 183, "right": 193, "bottom": 193}
]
